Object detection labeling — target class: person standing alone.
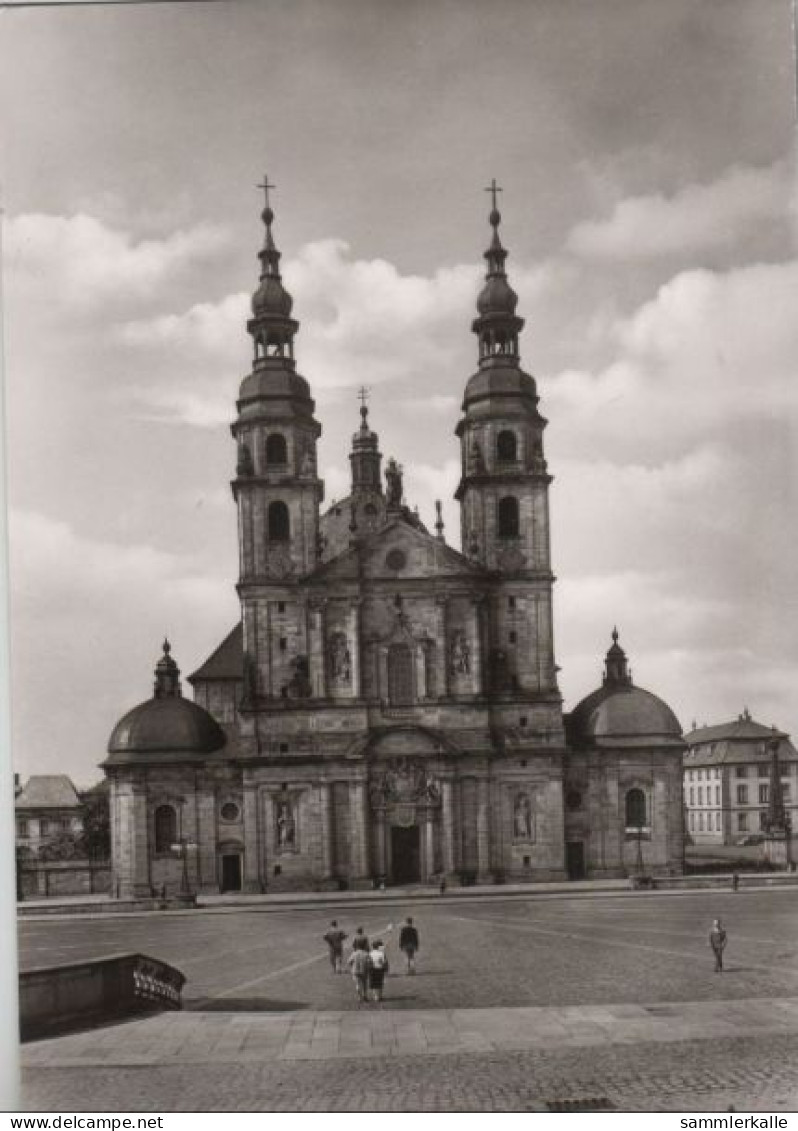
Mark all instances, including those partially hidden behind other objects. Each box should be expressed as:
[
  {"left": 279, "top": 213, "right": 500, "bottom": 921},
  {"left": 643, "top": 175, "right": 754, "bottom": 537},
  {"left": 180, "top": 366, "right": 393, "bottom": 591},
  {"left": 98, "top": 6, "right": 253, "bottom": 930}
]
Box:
[
  {"left": 323, "top": 920, "right": 347, "bottom": 974},
  {"left": 709, "top": 918, "right": 727, "bottom": 972},
  {"left": 399, "top": 916, "right": 419, "bottom": 975}
]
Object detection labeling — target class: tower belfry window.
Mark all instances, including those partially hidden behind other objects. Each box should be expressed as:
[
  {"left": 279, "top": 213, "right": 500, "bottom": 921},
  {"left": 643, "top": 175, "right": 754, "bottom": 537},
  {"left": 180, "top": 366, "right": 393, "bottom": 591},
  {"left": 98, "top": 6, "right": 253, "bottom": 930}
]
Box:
[
  {"left": 268, "top": 501, "right": 290, "bottom": 541},
  {"left": 497, "top": 430, "right": 517, "bottom": 463},
  {"left": 498, "top": 496, "right": 519, "bottom": 538},
  {"left": 266, "top": 433, "right": 288, "bottom": 466}
]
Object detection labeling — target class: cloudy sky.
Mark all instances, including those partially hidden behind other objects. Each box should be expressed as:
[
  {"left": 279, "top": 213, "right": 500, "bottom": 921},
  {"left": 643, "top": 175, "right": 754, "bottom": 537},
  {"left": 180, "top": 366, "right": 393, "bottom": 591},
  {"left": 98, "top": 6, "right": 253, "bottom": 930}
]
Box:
[{"left": 1, "top": 0, "right": 796, "bottom": 787}]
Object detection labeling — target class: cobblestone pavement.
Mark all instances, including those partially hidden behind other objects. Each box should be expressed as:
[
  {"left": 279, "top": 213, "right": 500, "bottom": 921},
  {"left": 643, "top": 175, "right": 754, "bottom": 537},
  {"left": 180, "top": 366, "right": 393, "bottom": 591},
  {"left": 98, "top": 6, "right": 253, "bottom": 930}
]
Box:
[
  {"left": 19, "top": 889, "right": 798, "bottom": 1111},
  {"left": 18, "top": 889, "right": 798, "bottom": 1011},
  {"left": 22, "top": 1030, "right": 798, "bottom": 1112}
]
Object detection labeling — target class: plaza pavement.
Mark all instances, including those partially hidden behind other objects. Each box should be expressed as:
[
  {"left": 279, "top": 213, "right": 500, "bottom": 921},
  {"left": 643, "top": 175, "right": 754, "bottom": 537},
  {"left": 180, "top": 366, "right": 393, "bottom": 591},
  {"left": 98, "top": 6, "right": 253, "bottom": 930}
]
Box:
[{"left": 19, "top": 886, "right": 798, "bottom": 1111}]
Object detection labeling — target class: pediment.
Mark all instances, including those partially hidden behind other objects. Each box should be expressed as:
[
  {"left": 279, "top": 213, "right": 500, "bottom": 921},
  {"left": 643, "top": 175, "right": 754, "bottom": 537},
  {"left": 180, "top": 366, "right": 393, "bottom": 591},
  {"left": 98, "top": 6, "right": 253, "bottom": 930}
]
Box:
[{"left": 309, "top": 519, "right": 484, "bottom": 584}]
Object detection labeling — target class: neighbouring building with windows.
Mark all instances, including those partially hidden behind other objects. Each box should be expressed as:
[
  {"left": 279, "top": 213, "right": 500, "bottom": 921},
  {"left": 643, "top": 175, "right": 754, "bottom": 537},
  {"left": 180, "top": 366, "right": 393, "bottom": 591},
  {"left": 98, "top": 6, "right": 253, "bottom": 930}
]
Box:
[
  {"left": 103, "top": 188, "right": 686, "bottom": 896},
  {"left": 683, "top": 710, "right": 798, "bottom": 846},
  {"left": 15, "top": 775, "right": 84, "bottom": 858}
]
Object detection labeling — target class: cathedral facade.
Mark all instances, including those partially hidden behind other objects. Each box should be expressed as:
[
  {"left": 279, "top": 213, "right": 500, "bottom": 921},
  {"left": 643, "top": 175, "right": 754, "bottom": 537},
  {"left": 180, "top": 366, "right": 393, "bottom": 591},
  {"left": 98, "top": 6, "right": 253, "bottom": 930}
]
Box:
[{"left": 104, "top": 187, "right": 685, "bottom": 896}]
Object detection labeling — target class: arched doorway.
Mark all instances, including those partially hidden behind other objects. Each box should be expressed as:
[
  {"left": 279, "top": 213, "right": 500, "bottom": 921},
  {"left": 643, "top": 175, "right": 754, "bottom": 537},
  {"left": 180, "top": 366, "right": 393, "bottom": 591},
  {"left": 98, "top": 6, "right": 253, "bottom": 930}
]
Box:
[{"left": 391, "top": 825, "right": 421, "bottom": 883}]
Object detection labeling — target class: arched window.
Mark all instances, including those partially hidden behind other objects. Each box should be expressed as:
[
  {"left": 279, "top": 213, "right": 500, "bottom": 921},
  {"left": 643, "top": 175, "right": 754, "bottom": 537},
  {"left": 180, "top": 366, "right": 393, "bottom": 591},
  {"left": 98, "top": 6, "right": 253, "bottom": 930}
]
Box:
[
  {"left": 497, "top": 496, "right": 519, "bottom": 538},
  {"left": 268, "top": 500, "right": 290, "bottom": 541},
  {"left": 496, "top": 430, "right": 517, "bottom": 463},
  {"left": 625, "top": 788, "right": 647, "bottom": 829},
  {"left": 387, "top": 643, "right": 414, "bottom": 706},
  {"left": 265, "top": 433, "right": 288, "bottom": 466},
  {"left": 154, "top": 805, "right": 177, "bottom": 854}
]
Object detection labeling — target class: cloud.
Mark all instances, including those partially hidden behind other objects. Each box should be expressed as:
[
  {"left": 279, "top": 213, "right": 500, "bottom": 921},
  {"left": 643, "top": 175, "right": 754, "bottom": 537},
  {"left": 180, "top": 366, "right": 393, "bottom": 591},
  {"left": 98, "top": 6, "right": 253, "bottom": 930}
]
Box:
[
  {"left": 5, "top": 212, "right": 231, "bottom": 316},
  {"left": 113, "top": 238, "right": 558, "bottom": 426},
  {"left": 545, "top": 257, "right": 798, "bottom": 463},
  {"left": 9, "top": 509, "right": 238, "bottom": 785},
  {"left": 565, "top": 161, "right": 794, "bottom": 259}
]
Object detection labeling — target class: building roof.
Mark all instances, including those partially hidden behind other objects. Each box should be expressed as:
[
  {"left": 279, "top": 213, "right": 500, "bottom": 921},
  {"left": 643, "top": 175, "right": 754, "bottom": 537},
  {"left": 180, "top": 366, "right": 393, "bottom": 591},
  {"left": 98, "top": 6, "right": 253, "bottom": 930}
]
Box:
[
  {"left": 568, "top": 683, "right": 683, "bottom": 746},
  {"left": 106, "top": 696, "right": 227, "bottom": 761},
  {"left": 15, "top": 775, "right": 82, "bottom": 810},
  {"left": 685, "top": 712, "right": 787, "bottom": 746},
  {"left": 188, "top": 623, "right": 244, "bottom": 683},
  {"left": 683, "top": 712, "right": 796, "bottom": 767}
]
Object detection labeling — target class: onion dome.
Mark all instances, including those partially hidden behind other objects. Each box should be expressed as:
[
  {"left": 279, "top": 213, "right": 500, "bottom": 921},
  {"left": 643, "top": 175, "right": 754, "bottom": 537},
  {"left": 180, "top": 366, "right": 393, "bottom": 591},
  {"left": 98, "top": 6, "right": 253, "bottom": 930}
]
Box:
[
  {"left": 105, "top": 640, "right": 226, "bottom": 764},
  {"left": 567, "top": 630, "right": 682, "bottom": 747},
  {"left": 251, "top": 201, "right": 294, "bottom": 319},
  {"left": 235, "top": 176, "right": 320, "bottom": 430}
]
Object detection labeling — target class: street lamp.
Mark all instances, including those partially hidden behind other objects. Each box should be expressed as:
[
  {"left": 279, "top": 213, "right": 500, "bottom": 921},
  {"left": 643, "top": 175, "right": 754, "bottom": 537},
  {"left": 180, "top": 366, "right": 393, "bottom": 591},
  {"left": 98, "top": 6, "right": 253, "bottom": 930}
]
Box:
[{"left": 171, "top": 839, "right": 196, "bottom": 897}]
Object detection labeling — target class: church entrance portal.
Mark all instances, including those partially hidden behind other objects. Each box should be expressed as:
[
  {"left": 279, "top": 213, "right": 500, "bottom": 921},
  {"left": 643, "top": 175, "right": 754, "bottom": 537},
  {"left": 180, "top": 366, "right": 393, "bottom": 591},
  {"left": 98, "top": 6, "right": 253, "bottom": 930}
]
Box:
[
  {"left": 391, "top": 825, "right": 420, "bottom": 884},
  {"left": 220, "top": 853, "right": 242, "bottom": 892},
  {"left": 566, "top": 841, "right": 585, "bottom": 880}
]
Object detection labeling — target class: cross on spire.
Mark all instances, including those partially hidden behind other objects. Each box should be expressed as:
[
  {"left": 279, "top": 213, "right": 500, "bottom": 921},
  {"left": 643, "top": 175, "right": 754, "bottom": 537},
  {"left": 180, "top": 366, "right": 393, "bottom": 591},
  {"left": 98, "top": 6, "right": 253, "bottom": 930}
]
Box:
[
  {"left": 358, "top": 385, "right": 370, "bottom": 408},
  {"left": 256, "top": 175, "right": 276, "bottom": 208},
  {"left": 484, "top": 178, "right": 503, "bottom": 213}
]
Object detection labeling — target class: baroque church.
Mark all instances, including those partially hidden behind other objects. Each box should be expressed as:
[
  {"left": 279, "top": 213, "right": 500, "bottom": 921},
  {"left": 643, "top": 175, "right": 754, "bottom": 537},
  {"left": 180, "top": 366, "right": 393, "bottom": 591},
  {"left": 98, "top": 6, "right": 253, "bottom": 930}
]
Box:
[{"left": 104, "top": 184, "right": 686, "bottom": 896}]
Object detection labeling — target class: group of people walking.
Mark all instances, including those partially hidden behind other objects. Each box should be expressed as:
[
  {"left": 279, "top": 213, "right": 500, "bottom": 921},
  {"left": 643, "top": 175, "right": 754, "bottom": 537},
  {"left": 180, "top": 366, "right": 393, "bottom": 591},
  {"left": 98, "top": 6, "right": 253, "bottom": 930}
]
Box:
[{"left": 323, "top": 917, "right": 420, "bottom": 1002}]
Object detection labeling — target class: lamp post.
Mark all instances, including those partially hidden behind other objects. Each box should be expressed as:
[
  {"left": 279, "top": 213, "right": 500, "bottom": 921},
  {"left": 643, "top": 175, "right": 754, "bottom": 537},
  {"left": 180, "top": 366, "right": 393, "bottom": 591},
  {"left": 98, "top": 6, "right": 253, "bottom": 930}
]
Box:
[{"left": 171, "top": 839, "right": 196, "bottom": 897}]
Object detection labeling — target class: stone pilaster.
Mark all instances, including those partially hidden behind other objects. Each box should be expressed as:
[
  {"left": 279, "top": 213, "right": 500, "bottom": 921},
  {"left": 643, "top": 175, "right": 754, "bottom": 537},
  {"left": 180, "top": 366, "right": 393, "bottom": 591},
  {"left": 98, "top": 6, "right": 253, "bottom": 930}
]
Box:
[
  {"left": 476, "top": 777, "right": 491, "bottom": 882},
  {"left": 349, "top": 780, "right": 370, "bottom": 883},
  {"left": 242, "top": 782, "right": 262, "bottom": 892},
  {"left": 319, "top": 782, "right": 334, "bottom": 879},
  {"left": 195, "top": 783, "right": 218, "bottom": 893},
  {"left": 441, "top": 778, "right": 456, "bottom": 875}
]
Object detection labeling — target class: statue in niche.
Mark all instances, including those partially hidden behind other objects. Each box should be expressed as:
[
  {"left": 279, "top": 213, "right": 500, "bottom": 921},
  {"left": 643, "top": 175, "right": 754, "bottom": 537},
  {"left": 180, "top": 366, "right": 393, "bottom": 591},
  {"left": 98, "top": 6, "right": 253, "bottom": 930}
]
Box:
[
  {"left": 514, "top": 793, "right": 533, "bottom": 841},
  {"left": 276, "top": 801, "right": 296, "bottom": 849},
  {"left": 450, "top": 631, "right": 471, "bottom": 676},
  {"left": 384, "top": 458, "right": 404, "bottom": 508},
  {"left": 286, "top": 655, "right": 312, "bottom": 699},
  {"left": 329, "top": 633, "right": 352, "bottom": 684},
  {"left": 470, "top": 436, "right": 485, "bottom": 473}
]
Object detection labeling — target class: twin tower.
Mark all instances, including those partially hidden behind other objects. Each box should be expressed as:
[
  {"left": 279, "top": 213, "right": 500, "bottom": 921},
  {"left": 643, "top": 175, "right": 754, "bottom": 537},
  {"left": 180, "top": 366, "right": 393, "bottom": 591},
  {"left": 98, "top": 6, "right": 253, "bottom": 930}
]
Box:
[{"left": 231, "top": 178, "right": 557, "bottom": 709}]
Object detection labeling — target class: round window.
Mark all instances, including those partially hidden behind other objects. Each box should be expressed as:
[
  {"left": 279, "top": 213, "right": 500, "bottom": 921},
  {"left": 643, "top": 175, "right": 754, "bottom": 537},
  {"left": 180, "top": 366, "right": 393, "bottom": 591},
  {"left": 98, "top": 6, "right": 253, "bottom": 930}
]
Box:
[
  {"left": 565, "top": 789, "right": 582, "bottom": 811},
  {"left": 220, "top": 802, "right": 240, "bottom": 822},
  {"left": 385, "top": 548, "right": 407, "bottom": 571}
]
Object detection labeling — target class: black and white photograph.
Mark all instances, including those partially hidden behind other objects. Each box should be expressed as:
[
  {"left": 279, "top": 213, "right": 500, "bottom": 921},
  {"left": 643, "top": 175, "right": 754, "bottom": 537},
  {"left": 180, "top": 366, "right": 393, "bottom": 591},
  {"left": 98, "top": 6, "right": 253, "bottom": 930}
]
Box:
[{"left": 2, "top": 0, "right": 797, "bottom": 1115}]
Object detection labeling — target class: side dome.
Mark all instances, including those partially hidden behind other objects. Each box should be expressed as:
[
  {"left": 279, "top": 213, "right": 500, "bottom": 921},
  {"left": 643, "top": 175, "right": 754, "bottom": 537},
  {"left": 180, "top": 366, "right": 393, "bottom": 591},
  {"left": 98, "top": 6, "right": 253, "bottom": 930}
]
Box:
[
  {"left": 569, "top": 684, "right": 682, "bottom": 743},
  {"left": 105, "top": 641, "right": 226, "bottom": 763},
  {"left": 567, "top": 630, "right": 682, "bottom": 746}
]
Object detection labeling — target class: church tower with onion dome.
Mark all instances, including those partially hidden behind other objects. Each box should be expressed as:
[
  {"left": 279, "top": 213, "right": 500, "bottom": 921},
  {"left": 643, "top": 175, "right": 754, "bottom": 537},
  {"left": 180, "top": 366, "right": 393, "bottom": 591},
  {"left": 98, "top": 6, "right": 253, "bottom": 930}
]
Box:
[
  {"left": 456, "top": 182, "right": 558, "bottom": 702},
  {"left": 231, "top": 178, "right": 324, "bottom": 707}
]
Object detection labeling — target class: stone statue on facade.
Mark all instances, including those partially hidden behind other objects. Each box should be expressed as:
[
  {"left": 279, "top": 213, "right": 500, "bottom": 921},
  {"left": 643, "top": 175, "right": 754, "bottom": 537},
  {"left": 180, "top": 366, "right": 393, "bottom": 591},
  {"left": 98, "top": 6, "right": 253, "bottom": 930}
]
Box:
[
  {"left": 276, "top": 801, "right": 296, "bottom": 849},
  {"left": 514, "top": 793, "right": 532, "bottom": 840},
  {"left": 450, "top": 630, "right": 471, "bottom": 676},
  {"left": 329, "top": 633, "right": 352, "bottom": 684},
  {"left": 385, "top": 458, "right": 404, "bottom": 508}
]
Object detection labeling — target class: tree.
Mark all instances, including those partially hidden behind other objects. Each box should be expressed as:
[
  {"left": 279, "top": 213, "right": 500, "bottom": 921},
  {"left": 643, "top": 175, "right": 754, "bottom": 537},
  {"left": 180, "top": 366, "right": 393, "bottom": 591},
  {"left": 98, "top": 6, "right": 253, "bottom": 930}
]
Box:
[{"left": 79, "top": 781, "right": 111, "bottom": 861}]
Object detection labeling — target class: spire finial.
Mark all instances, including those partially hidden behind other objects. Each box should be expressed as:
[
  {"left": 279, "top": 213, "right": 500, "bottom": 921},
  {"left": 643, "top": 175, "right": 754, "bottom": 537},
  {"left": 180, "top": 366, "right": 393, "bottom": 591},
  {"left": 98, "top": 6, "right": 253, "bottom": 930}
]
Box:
[
  {"left": 485, "top": 177, "right": 503, "bottom": 222},
  {"left": 358, "top": 384, "right": 370, "bottom": 428},
  {"left": 612, "top": 626, "right": 619, "bottom": 645},
  {"left": 256, "top": 174, "right": 276, "bottom": 212},
  {"left": 163, "top": 637, "right": 171, "bottom": 656},
  {"left": 435, "top": 499, "right": 445, "bottom": 541}
]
